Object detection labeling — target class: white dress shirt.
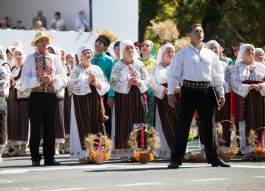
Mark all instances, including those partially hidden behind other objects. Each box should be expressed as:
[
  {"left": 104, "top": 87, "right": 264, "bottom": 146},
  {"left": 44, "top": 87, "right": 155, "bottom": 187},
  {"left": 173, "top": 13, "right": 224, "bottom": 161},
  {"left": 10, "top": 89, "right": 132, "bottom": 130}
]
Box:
[{"left": 167, "top": 44, "right": 225, "bottom": 95}]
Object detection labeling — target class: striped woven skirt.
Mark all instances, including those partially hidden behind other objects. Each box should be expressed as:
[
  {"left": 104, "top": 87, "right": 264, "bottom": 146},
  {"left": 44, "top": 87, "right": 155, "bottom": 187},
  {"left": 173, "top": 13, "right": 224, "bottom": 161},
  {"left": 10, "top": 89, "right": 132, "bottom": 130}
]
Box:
[
  {"left": 73, "top": 88, "right": 102, "bottom": 150},
  {"left": 114, "top": 87, "right": 145, "bottom": 149},
  {"left": 155, "top": 94, "right": 179, "bottom": 150}
]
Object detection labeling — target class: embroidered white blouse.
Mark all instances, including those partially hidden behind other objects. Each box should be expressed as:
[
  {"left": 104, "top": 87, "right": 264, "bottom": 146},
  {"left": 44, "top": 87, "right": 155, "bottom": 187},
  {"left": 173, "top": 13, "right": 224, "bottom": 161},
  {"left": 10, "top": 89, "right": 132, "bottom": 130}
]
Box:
[
  {"left": 150, "top": 63, "right": 168, "bottom": 99},
  {"left": 21, "top": 53, "right": 67, "bottom": 94},
  {"left": 68, "top": 64, "right": 109, "bottom": 96},
  {"left": 229, "top": 62, "right": 265, "bottom": 97},
  {"left": 110, "top": 59, "right": 149, "bottom": 94},
  {"left": 167, "top": 44, "right": 225, "bottom": 95},
  {"left": 0, "top": 65, "right": 9, "bottom": 96}
]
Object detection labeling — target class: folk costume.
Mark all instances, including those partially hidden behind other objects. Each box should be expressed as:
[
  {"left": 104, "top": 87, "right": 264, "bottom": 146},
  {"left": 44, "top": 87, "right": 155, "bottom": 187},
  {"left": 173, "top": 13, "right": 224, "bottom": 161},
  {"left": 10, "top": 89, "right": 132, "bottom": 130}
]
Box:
[
  {"left": 167, "top": 43, "right": 225, "bottom": 166},
  {"left": 110, "top": 40, "right": 149, "bottom": 158},
  {"left": 150, "top": 43, "right": 179, "bottom": 158},
  {"left": 0, "top": 45, "right": 10, "bottom": 163},
  {"left": 91, "top": 29, "right": 117, "bottom": 137},
  {"left": 69, "top": 45, "right": 109, "bottom": 160},
  {"left": 7, "top": 47, "right": 29, "bottom": 156},
  {"left": 230, "top": 44, "right": 265, "bottom": 155},
  {"left": 21, "top": 32, "right": 67, "bottom": 165}
]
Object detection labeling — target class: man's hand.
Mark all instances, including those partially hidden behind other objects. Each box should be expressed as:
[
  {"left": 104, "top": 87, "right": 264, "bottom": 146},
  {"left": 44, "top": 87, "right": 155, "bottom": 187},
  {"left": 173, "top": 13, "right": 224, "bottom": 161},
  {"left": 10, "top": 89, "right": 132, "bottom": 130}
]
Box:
[
  {"left": 219, "top": 95, "right": 225, "bottom": 108},
  {"left": 168, "top": 94, "right": 176, "bottom": 108},
  {"left": 41, "top": 75, "right": 52, "bottom": 84}
]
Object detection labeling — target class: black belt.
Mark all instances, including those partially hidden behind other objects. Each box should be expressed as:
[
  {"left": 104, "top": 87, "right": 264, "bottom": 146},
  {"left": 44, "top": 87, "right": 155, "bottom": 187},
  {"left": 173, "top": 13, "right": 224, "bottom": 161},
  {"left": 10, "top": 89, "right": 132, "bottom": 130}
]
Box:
[{"left": 182, "top": 80, "right": 211, "bottom": 89}]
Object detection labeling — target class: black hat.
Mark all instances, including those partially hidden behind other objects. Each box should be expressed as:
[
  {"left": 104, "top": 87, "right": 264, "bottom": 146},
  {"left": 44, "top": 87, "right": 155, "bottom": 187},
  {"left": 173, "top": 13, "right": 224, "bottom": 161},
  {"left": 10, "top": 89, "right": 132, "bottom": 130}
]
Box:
[{"left": 96, "top": 35, "right": 110, "bottom": 47}]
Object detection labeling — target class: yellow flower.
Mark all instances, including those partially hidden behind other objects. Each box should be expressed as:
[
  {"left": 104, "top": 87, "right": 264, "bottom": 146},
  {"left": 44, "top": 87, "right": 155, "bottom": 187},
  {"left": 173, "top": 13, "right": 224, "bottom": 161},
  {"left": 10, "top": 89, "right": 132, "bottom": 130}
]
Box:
[
  {"left": 148, "top": 153, "right": 154, "bottom": 161},
  {"left": 230, "top": 149, "right": 237, "bottom": 156},
  {"left": 91, "top": 151, "right": 98, "bottom": 159},
  {"left": 134, "top": 152, "right": 140, "bottom": 161},
  {"left": 256, "top": 147, "right": 263, "bottom": 154},
  {"left": 103, "top": 153, "right": 109, "bottom": 161}
]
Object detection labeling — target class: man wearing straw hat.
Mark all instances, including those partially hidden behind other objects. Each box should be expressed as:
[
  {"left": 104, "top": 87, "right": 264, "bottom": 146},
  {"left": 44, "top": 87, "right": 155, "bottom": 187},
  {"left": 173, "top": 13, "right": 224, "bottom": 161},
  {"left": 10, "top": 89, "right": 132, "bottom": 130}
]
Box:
[{"left": 21, "top": 31, "right": 67, "bottom": 166}]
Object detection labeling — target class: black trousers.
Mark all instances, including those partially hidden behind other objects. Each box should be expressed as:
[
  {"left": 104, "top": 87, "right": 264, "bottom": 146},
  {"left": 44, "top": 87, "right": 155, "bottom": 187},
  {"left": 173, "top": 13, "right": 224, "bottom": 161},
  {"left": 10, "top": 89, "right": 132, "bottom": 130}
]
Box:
[
  {"left": 28, "top": 92, "right": 57, "bottom": 162},
  {"left": 171, "top": 86, "right": 218, "bottom": 164}
]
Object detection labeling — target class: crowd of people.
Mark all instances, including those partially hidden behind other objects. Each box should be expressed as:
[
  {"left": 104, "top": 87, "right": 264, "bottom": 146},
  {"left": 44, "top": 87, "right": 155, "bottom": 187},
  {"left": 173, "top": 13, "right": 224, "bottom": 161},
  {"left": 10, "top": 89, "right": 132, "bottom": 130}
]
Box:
[
  {"left": 0, "top": 10, "right": 91, "bottom": 32},
  {"left": 0, "top": 23, "right": 265, "bottom": 169}
]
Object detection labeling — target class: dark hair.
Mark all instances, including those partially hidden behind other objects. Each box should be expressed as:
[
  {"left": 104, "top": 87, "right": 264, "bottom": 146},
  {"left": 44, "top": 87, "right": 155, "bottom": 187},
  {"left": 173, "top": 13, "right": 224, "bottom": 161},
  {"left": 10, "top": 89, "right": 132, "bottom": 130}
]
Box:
[
  {"left": 55, "top": 12, "right": 61, "bottom": 17},
  {"left": 16, "top": 20, "right": 22, "bottom": 24},
  {"left": 114, "top": 41, "right": 121, "bottom": 48},
  {"left": 134, "top": 42, "right": 139, "bottom": 47},
  {"left": 188, "top": 23, "right": 202, "bottom": 33},
  {"left": 96, "top": 35, "right": 110, "bottom": 47}
]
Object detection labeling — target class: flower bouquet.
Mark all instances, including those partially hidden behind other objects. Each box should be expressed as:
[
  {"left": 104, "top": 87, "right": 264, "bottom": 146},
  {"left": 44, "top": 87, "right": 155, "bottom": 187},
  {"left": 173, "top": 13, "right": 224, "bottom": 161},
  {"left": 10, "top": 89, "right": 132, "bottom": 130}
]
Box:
[
  {"left": 215, "top": 120, "right": 239, "bottom": 162},
  {"left": 85, "top": 133, "right": 112, "bottom": 165},
  {"left": 128, "top": 123, "right": 160, "bottom": 164}
]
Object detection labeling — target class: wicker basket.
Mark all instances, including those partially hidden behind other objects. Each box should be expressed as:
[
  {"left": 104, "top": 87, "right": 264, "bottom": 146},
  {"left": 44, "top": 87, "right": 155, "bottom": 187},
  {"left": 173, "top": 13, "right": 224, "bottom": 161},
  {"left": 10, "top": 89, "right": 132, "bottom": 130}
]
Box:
[
  {"left": 218, "top": 151, "right": 231, "bottom": 162},
  {"left": 140, "top": 152, "right": 150, "bottom": 164},
  {"left": 94, "top": 156, "right": 104, "bottom": 165},
  {"left": 256, "top": 153, "right": 265, "bottom": 161}
]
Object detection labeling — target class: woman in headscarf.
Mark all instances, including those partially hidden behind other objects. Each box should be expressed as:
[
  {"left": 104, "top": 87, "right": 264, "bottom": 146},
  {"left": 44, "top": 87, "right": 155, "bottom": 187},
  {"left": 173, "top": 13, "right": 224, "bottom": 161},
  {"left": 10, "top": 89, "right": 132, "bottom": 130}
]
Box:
[
  {"left": 206, "top": 40, "right": 232, "bottom": 153},
  {"left": 110, "top": 40, "right": 149, "bottom": 161},
  {"left": 254, "top": 48, "right": 265, "bottom": 64},
  {"left": 7, "top": 47, "right": 29, "bottom": 156},
  {"left": 0, "top": 44, "right": 10, "bottom": 163},
  {"left": 47, "top": 45, "right": 66, "bottom": 155},
  {"left": 150, "top": 43, "right": 179, "bottom": 159},
  {"left": 69, "top": 45, "right": 109, "bottom": 163},
  {"left": 140, "top": 40, "right": 157, "bottom": 128},
  {"left": 230, "top": 44, "right": 265, "bottom": 159}
]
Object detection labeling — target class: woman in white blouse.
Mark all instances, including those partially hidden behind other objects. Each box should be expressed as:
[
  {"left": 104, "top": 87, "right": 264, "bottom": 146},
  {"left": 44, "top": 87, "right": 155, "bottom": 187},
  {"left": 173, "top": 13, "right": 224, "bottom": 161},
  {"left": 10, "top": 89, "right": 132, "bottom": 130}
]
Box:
[
  {"left": 230, "top": 44, "right": 265, "bottom": 159},
  {"left": 8, "top": 47, "right": 29, "bottom": 157},
  {"left": 150, "top": 43, "right": 179, "bottom": 159},
  {"left": 110, "top": 40, "right": 149, "bottom": 160},
  {"left": 68, "top": 45, "right": 109, "bottom": 163}
]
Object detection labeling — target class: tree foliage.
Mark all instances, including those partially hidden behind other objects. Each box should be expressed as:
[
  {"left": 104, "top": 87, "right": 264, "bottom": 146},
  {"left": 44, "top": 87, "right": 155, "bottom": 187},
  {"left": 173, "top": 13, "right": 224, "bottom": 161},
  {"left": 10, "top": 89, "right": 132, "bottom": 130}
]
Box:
[{"left": 139, "top": 0, "right": 265, "bottom": 51}]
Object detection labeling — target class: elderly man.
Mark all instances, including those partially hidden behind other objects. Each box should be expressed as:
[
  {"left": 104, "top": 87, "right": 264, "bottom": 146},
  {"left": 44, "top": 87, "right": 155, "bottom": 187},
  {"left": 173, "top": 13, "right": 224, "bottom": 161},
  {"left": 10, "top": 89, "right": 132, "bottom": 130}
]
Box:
[
  {"left": 167, "top": 24, "right": 230, "bottom": 169},
  {"left": 22, "top": 32, "right": 67, "bottom": 166}
]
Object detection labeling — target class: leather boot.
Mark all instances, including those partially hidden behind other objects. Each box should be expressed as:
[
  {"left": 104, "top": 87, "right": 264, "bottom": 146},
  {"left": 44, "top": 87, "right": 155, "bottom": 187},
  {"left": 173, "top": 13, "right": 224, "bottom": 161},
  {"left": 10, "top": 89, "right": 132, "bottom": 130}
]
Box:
[
  {"left": 18, "top": 144, "right": 27, "bottom": 156},
  {"left": 8, "top": 145, "right": 19, "bottom": 157}
]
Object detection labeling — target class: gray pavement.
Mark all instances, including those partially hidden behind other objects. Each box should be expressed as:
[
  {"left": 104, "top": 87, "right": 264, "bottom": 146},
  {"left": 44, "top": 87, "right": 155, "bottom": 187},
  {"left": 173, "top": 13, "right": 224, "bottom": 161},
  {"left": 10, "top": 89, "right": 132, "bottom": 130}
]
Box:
[{"left": 1, "top": 153, "right": 265, "bottom": 191}]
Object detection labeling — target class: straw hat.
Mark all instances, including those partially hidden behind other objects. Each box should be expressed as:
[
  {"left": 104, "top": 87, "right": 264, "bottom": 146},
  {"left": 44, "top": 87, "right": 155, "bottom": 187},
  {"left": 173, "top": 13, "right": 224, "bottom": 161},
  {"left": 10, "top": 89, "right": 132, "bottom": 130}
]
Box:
[{"left": 31, "top": 31, "right": 53, "bottom": 47}]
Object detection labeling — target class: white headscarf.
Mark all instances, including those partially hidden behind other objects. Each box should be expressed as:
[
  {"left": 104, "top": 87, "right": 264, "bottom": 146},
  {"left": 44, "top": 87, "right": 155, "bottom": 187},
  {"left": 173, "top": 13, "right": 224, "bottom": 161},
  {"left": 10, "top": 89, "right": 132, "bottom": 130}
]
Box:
[
  {"left": 0, "top": 44, "right": 7, "bottom": 64},
  {"left": 255, "top": 48, "right": 264, "bottom": 55},
  {"left": 235, "top": 44, "right": 254, "bottom": 64},
  {"left": 119, "top": 40, "right": 139, "bottom": 61},
  {"left": 77, "top": 45, "right": 93, "bottom": 62},
  {"left": 12, "top": 46, "right": 26, "bottom": 63},
  {"left": 47, "top": 45, "right": 61, "bottom": 57},
  {"left": 206, "top": 40, "right": 220, "bottom": 48},
  {"left": 156, "top": 43, "right": 174, "bottom": 65}
]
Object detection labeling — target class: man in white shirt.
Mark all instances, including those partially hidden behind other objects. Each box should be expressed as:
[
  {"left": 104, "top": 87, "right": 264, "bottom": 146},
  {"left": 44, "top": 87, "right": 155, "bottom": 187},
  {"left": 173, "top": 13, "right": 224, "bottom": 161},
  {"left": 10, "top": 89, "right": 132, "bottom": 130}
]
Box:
[
  {"left": 167, "top": 24, "right": 230, "bottom": 169},
  {"left": 22, "top": 32, "right": 67, "bottom": 166}
]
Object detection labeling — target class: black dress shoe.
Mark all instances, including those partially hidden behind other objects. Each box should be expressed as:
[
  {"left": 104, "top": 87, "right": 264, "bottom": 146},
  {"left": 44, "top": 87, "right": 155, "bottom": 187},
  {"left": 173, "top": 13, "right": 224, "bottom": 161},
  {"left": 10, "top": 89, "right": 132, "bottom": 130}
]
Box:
[
  {"left": 32, "top": 161, "right": 40, "bottom": 167},
  {"left": 44, "top": 160, "right": 61, "bottom": 166},
  {"left": 168, "top": 162, "right": 179, "bottom": 169},
  {"left": 211, "top": 158, "right": 230, "bottom": 167}
]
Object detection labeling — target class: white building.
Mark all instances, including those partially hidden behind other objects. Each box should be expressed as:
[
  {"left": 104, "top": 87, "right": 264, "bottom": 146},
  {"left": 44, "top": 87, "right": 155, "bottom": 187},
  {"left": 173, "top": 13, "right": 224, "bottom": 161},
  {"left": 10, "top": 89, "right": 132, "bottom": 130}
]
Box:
[{"left": 0, "top": 0, "right": 138, "bottom": 54}]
